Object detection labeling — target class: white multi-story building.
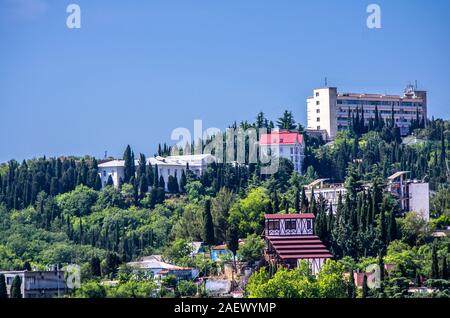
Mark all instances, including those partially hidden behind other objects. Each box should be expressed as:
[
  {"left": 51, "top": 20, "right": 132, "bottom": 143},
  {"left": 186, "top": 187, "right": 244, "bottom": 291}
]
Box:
[
  {"left": 259, "top": 131, "right": 305, "bottom": 174},
  {"left": 307, "top": 85, "right": 427, "bottom": 140},
  {"left": 305, "top": 173, "right": 430, "bottom": 220},
  {"left": 98, "top": 154, "right": 214, "bottom": 190}
]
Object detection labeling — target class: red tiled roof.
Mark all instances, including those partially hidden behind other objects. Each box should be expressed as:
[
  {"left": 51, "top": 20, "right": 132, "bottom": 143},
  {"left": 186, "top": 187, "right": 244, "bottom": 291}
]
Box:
[
  {"left": 267, "top": 235, "right": 332, "bottom": 260},
  {"left": 259, "top": 132, "right": 304, "bottom": 146},
  {"left": 265, "top": 213, "right": 315, "bottom": 220}
]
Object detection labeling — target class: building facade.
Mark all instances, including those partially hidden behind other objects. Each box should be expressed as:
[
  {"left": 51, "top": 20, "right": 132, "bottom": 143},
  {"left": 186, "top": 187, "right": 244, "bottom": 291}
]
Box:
[
  {"left": 0, "top": 270, "right": 68, "bottom": 298},
  {"left": 259, "top": 131, "right": 305, "bottom": 174},
  {"left": 307, "top": 85, "right": 427, "bottom": 140},
  {"left": 305, "top": 174, "right": 430, "bottom": 220},
  {"left": 387, "top": 171, "right": 430, "bottom": 221},
  {"left": 264, "top": 214, "right": 332, "bottom": 275},
  {"left": 98, "top": 154, "right": 214, "bottom": 190}
]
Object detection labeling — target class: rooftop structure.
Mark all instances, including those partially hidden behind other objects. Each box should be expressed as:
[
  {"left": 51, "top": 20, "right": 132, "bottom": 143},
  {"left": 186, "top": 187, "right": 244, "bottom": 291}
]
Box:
[
  {"left": 259, "top": 131, "right": 305, "bottom": 174},
  {"left": 127, "top": 256, "right": 198, "bottom": 281},
  {"left": 264, "top": 213, "right": 332, "bottom": 274}
]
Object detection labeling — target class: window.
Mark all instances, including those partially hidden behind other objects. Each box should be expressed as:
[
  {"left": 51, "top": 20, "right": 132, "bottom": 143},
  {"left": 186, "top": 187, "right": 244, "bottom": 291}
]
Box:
[
  {"left": 285, "top": 220, "right": 296, "bottom": 230},
  {"left": 316, "top": 117, "right": 320, "bottom": 122},
  {"left": 103, "top": 171, "right": 106, "bottom": 177},
  {"left": 316, "top": 109, "right": 320, "bottom": 113},
  {"left": 316, "top": 101, "right": 320, "bottom": 106},
  {"left": 26, "top": 277, "right": 36, "bottom": 285},
  {"left": 316, "top": 92, "right": 320, "bottom": 97},
  {"left": 317, "top": 126, "right": 321, "bottom": 130},
  {"left": 168, "top": 169, "right": 171, "bottom": 175},
  {"left": 268, "top": 220, "right": 280, "bottom": 230},
  {"left": 7, "top": 277, "right": 13, "bottom": 285},
  {"left": 290, "top": 148, "right": 293, "bottom": 154}
]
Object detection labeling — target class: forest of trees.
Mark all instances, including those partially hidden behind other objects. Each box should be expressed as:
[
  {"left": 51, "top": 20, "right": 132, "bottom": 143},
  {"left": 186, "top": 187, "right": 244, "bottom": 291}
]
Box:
[{"left": 0, "top": 109, "right": 449, "bottom": 298}]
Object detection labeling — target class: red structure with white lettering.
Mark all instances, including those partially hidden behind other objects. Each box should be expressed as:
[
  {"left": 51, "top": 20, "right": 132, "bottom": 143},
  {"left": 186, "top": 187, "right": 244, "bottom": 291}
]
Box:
[{"left": 264, "top": 213, "right": 332, "bottom": 274}]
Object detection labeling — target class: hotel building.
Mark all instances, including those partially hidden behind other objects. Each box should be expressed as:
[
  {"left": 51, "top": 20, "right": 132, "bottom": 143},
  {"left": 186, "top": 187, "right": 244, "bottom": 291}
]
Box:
[{"left": 306, "top": 85, "right": 427, "bottom": 140}]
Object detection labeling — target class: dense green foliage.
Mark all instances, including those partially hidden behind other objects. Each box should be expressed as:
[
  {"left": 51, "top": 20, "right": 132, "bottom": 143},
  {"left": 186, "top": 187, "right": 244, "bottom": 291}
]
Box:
[{"left": 0, "top": 111, "right": 449, "bottom": 298}]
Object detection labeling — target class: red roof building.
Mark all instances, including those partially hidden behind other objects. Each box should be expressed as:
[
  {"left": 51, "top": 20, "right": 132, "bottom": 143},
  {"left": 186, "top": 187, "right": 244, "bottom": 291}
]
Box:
[
  {"left": 264, "top": 213, "right": 332, "bottom": 274},
  {"left": 259, "top": 131, "right": 305, "bottom": 174},
  {"left": 259, "top": 132, "right": 304, "bottom": 146}
]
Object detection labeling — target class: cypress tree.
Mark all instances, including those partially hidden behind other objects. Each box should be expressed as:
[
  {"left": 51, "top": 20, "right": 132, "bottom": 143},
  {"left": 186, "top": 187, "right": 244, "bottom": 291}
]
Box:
[
  {"left": 10, "top": 275, "right": 22, "bottom": 298},
  {"left": 301, "top": 187, "right": 308, "bottom": 213},
  {"left": 123, "top": 145, "right": 135, "bottom": 183},
  {"left": 226, "top": 221, "right": 239, "bottom": 266},
  {"left": 379, "top": 208, "right": 387, "bottom": 245},
  {"left": 431, "top": 244, "right": 440, "bottom": 279},
  {"left": 180, "top": 169, "right": 187, "bottom": 193},
  {"left": 159, "top": 176, "right": 165, "bottom": 190},
  {"left": 362, "top": 274, "right": 369, "bottom": 298},
  {"left": 0, "top": 274, "right": 7, "bottom": 298},
  {"left": 347, "top": 270, "right": 356, "bottom": 298},
  {"left": 94, "top": 174, "right": 102, "bottom": 190},
  {"left": 441, "top": 257, "right": 448, "bottom": 280},
  {"left": 106, "top": 175, "right": 114, "bottom": 187},
  {"left": 273, "top": 191, "right": 280, "bottom": 213},
  {"left": 90, "top": 256, "right": 102, "bottom": 277},
  {"left": 153, "top": 164, "right": 159, "bottom": 187},
  {"left": 388, "top": 209, "right": 397, "bottom": 242},
  {"left": 294, "top": 189, "right": 300, "bottom": 213},
  {"left": 139, "top": 175, "right": 148, "bottom": 199},
  {"left": 203, "top": 199, "right": 215, "bottom": 246},
  {"left": 378, "top": 253, "right": 385, "bottom": 283}
]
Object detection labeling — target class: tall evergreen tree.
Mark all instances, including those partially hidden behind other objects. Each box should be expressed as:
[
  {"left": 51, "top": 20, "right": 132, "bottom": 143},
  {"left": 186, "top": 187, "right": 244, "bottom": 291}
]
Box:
[
  {"left": 300, "top": 187, "right": 309, "bottom": 213},
  {"left": 10, "top": 275, "right": 22, "bottom": 298},
  {"left": 276, "top": 110, "right": 296, "bottom": 130},
  {"left": 441, "top": 257, "right": 448, "bottom": 280},
  {"left": 90, "top": 256, "right": 102, "bottom": 277},
  {"left": 362, "top": 274, "right": 369, "bottom": 298},
  {"left": 179, "top": 169, "right": 187, "bottom": 193},
  {"left": 388, "top": 209, "right": 397, "bottom": 242},
  {"left": 226, "top": 221, "right": 239, "bottom": 266},
  {"left": 347, "top": 270, "right": 356, "bottom": 298},
  {"left": 123, "top": 145, "right": 135, "bottom": 183},
  {"left": 431, "top": 244, "right": 440, "bottom": 279},
  {"left": 0, "top": 274, "right": 7, "bottom": 299},
  {"left": 294, "top": 189, "right": 300, "bottom": 213},
  {"left": 203, "top": 199, "right": 215, "bottom": 245}
]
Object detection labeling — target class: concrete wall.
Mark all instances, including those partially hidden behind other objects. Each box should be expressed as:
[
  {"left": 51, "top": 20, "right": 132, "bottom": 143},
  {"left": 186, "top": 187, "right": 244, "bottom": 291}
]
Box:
[{"left": 409, "top": 183, "right": 430, "bottom": 221}]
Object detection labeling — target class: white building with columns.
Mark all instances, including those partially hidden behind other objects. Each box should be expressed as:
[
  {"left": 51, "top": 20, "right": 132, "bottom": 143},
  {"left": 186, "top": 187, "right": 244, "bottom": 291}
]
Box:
[{"left": 98, "top": 154, "right": 214, "bottom": 190}]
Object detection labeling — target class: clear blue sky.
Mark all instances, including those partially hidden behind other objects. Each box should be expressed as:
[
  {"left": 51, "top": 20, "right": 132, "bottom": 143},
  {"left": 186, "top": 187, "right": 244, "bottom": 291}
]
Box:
[{"left": 1, "top": 0, "right": 449, "bottom": 162}]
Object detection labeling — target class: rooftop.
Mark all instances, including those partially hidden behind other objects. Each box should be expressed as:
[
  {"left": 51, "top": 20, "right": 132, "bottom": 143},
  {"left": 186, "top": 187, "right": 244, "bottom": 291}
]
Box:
[
  {"left": 267, "top": 235, "right": 332, "bottom": 260},
  {"left": 259, "top": 132, "right": 304, "bottom": 146},
  {"left": 98, "top": 154, "right": 215, "bottom": 168},
  {"left": 265, "top": 213, "right": 315, "bottom": 220}
]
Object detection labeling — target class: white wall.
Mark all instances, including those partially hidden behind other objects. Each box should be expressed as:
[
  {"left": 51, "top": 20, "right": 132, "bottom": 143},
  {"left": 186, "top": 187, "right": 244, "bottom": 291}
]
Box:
[
  {"left": 307, "top": 88, "right": 337, "bottom": 139},
  {"left": 409, "top": 183, "right": 430, "bottom": 221}
]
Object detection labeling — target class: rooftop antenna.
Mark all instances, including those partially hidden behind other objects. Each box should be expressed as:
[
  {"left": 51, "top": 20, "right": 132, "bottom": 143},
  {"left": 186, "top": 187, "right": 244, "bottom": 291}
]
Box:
[
  {"left": 415, "top": 80, "right": 418, "bottom": 90},
  {"left": 324, "top": 77, "right": 328, "bottom": 87},
  {"left": 104, "top": 150, "right": 108, "bottom": 159}
]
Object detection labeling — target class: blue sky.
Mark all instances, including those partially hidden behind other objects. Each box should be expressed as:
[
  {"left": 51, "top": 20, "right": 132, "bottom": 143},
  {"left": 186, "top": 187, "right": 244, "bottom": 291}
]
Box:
[{"left": 1, "top": 0, "right": 449, "bottom": 162}]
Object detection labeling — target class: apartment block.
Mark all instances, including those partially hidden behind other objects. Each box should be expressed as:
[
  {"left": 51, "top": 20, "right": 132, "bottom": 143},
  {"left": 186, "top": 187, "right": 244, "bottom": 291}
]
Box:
[{"left": 307, "top": 85, "right": 427, "bottom": 140}]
